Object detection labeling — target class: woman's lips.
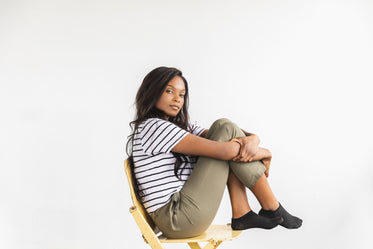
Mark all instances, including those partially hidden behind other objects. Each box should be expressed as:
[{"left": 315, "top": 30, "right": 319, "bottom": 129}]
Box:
[{"left": 170, "top": 105, "right": 179, "bottom": 110}]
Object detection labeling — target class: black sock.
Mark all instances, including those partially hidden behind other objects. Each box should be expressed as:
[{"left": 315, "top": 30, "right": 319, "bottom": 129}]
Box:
[
  {"left": 231, "top": 210, "right": 282, "bottom": 230},
  {"left": 259, "top": 203, "right": 302, "bottom": 229}
]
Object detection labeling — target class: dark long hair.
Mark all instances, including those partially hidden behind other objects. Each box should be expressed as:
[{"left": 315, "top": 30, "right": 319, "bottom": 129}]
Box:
[{"left": 126, "top": 67, "right": 191, "bottom": 196}]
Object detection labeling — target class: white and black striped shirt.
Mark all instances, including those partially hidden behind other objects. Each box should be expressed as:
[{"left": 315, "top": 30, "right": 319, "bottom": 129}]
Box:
[{"left": 132, "top": 118, "right": 206, "bottom": 213}]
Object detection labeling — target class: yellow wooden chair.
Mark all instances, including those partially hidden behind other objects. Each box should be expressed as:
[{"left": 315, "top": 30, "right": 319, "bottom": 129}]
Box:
[{"left": 124, "top": 158, "right": 242, "bottom": 249}]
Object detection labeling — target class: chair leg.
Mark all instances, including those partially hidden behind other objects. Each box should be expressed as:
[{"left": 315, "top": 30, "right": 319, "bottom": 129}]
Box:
[
  {"left": 188, "top": 242, "right": 202, "bottom": 249},
  {"left": 188, "top": 239, "right": 224, "bottom": 249},
  {"left": 203, "top": 239, "right": 222, "bottom": 249}
]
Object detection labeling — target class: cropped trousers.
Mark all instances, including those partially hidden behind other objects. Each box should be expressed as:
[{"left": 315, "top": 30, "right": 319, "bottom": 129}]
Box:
[{"left": 149, "top": 118, "right": 266, "bottom": 238}]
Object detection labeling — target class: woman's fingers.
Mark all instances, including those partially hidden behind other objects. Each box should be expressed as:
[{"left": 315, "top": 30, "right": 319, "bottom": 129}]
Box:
[
  {"left": 233, "top": 153, "right": 247, "bottom": 162},
  {"left": 234, "top": 153, "right": 255, "bottom": 163},
  {"left": 232, "top": 138, "right": 259, "bottom": 163}
]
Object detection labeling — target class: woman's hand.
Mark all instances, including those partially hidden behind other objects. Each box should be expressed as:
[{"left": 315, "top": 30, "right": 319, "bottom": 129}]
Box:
[{"left": 232, "top": 135, "right": 260, "bottom": 162}]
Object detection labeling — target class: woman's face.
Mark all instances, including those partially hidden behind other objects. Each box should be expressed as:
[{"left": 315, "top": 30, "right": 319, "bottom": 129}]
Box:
[{"left": 155, "top": 76, "right": 185, "bottom": 120}]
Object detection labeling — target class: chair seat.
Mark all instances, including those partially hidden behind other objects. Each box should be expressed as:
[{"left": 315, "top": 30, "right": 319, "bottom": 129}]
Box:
[{"left": 158, "top": 224, "right": 242, "bottom": 243}]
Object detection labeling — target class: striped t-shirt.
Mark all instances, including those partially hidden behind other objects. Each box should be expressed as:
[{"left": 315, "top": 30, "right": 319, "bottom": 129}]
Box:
[{"left": 132, "top": 118, "right": 206, "bottom": 213}]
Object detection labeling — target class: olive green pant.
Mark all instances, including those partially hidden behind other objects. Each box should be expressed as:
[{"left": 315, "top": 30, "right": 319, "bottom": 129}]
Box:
[{"left": 149, "top": 118, "right": 266, "bottom": 238}]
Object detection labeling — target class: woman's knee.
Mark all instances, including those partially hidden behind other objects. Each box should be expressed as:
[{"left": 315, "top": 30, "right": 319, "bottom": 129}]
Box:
[
  {"left": 211, "top": 118, "right": 241, "bottom": 135},
  {"left": 206, "top": 118, "right": 244, "bottom": 141},
  {"left": 211, "top": 118, "right": 231, "bottom": 127},
  {"left": 211, "top": 118, "right": 235, "bottom": 131}
]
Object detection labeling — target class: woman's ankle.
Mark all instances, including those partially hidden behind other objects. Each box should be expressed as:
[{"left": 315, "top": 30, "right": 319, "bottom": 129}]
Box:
[
  {"left": 261, "top": 201, "right": 280, "bottom": 211},
  {"left": 232, "top": 207, "right": 251, "bottom": 219}
]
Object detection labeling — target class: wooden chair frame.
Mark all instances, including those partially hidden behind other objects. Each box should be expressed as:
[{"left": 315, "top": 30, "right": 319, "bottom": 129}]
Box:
[{"left": 124, "top": 159, "right": 242, "bottom": 249}]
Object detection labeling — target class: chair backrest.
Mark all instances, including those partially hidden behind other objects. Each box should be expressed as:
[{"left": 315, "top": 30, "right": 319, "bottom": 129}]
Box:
[{"left": 124, "top": 158, "right": 156, "bottom": 230}]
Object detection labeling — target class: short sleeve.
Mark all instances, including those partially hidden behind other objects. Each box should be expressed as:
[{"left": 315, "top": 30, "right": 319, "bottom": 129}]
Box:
[
  {"left": 190, "top": 123, "right": 206, "bottom": 136},
  {"left": 139, "top": 118, "right": 189, "bottom": 155}
]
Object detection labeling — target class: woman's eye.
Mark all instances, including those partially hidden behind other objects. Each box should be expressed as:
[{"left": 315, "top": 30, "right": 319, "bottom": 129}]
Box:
[
  {"left": 166, "top": 89, "right": 173, "bottom": 94},
  {"left": 179, "top": 94, "right": 185, "bottom": 98}
]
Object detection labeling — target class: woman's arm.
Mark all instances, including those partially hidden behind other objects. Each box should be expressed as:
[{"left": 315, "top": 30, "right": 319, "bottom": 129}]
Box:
[
  {"left": 172, "top": 133, "right": 240, "bottom": 161},
  {"left": 197, "top": 128, "right": 260, "bottom": 161},
  {"left": 197, "top": 126, "right": 272, "bottom": 175}
]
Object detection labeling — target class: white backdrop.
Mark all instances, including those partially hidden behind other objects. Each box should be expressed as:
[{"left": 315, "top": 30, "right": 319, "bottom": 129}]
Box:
[{"left": 1, "top": 1, "right": 373, "bottom": 249}]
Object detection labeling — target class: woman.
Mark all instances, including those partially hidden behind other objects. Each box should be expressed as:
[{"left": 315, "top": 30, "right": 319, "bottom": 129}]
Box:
[{"left": 126, "top": 66, "right": 302, "bottom": 239}]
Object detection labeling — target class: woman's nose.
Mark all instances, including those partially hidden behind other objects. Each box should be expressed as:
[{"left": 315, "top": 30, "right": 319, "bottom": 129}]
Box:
[{"left": 173, "top": 94, "right": 181, "bottom": 102}]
